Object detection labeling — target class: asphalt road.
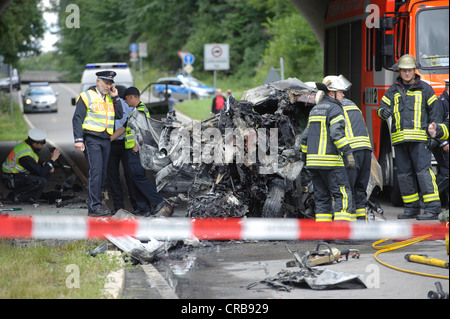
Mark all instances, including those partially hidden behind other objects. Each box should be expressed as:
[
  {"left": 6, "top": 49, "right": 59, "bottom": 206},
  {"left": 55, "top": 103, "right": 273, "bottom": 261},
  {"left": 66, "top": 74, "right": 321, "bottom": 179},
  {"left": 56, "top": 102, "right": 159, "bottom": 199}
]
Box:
[{"left": 1, "top": 84, "right": 448, "bottom": 302}]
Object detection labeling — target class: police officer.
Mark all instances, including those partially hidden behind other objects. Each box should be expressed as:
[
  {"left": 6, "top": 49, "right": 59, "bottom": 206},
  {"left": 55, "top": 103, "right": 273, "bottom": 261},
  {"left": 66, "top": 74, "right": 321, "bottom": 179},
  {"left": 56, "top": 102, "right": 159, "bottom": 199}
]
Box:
[
  {"left": 378, "top": 54, "right": 441, "bottom": 220},
  {"left": 1, "top": 128, "right": 60, "bottom": 203},
  {"left": 107, "top": 98, "right": 138, "bottom": 213},
  {"left": 122, "top": 86, "right": 174, "bottom": 217},
  {"left": 341, "top": 97, "right": 373, "bottom": 220},
  {"left": 301, "top": 75, "right": 355, "bottom": 222},
  {"left": 72, "top": 70, "right": 123, "bottom": 216}
]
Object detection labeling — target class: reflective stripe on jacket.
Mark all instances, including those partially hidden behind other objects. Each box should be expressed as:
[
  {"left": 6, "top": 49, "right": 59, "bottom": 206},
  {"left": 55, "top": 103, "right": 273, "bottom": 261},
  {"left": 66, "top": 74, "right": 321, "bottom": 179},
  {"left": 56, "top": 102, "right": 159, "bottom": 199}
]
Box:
[
  {"left": 79, "top": 89, "right": 115, "bottom": 135},
  {"left": 341, "top": 98, "right": 372, "bottom": 151},
  {"left": 1, "top": 141, "right": 38, "bottom": 174}
]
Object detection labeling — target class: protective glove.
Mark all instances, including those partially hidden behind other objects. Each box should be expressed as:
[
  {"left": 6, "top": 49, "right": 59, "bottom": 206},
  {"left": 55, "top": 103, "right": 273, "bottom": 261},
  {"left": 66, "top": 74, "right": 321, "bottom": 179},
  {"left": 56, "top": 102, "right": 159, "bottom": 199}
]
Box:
[
  {"left": 379, "top": 107, "right": 392, "bottom": 119},
  {"left": 300, "top": 152, "right": 307, "bottom": 162},
  {"left": 345, "top": 152, "right": 355, "bottom": 169}
]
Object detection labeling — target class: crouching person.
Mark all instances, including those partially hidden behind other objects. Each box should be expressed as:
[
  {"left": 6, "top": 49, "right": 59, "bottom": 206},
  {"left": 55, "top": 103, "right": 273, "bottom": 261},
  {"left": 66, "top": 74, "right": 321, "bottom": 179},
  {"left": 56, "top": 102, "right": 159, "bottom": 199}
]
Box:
[{"left": 1, "top": 128, "right": 60, "bottom": 204}]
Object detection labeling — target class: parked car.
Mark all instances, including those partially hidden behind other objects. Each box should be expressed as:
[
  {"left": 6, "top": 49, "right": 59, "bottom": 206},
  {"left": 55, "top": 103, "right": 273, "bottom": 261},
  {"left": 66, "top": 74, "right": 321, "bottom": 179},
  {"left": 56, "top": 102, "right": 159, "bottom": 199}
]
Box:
[
  {"left": 0, "top": 68, "right": 21, "bottom": 92},
  {"left": 152, "top": 75, "right": 215, "bottom": 101},
  {"left": 23, "top": 82, "right": 58, "bottom": 113}
]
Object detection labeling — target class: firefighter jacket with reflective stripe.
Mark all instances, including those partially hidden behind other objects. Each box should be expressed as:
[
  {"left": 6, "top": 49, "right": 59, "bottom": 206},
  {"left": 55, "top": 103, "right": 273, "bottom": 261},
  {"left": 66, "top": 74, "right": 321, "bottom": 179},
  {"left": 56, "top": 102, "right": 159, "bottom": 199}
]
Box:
[
  {"left": 377, "top": 75, "right": 440, "bottom": 145},
  {"left": 436, "top": 92, "right": 449, "bottom": 141},
  {"left": 300, "top": 95, "right": 352, "bottom": 169},
  {"left": 436, "top": 114, "right": 449, "bottom": 141},
  {"left": 125, "top": 102, "right": 151, "bottom": 149},
  {"left": 78, "top": 89, "right": 115, "bottom": 135},
  {"left": 341, "top": 98, "right": 372, "bottom": 151},
  {"left": 2, "top": 141, "right": 38, "bottom": 174}
]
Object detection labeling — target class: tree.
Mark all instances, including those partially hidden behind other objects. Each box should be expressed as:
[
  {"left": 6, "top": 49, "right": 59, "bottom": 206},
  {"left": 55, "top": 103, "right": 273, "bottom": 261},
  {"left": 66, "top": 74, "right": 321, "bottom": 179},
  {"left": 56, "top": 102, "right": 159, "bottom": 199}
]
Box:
[
  {"left": 254, "top": 12, "right": 323, "bottom": 84},
  {"left": 0, "top": 0, "right": 45, "bottom": 65}
]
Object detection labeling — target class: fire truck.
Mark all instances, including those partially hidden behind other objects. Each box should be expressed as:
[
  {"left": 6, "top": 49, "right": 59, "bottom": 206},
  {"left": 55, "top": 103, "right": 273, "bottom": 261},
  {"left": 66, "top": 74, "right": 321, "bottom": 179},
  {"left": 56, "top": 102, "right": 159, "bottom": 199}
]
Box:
[{"left": 321, "top": 0, "right": 449, "bottom": 203}]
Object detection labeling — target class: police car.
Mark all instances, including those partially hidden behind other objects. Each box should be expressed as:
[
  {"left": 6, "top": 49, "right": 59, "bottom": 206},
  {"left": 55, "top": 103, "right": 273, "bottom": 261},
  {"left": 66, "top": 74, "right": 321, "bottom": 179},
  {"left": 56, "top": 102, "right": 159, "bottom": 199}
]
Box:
[
  {"left": 152, "top": 75, "right": 215, "bottom": 101},
  {"left": 22, "top": 82, "right": 58, "bottom": 113}
]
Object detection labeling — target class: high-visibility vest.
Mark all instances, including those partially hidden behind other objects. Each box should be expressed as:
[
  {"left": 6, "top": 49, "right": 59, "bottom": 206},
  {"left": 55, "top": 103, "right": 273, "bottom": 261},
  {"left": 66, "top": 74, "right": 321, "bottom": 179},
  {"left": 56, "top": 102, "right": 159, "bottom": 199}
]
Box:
[
  {"left": 125, "top": 103, "right": 150, "bottom": 149},
  {"left": 2, "top": 141, "right": 39, "bottom": 174},
  {"left": 78, "top": 89, "right": 115, "bottom": 135}
]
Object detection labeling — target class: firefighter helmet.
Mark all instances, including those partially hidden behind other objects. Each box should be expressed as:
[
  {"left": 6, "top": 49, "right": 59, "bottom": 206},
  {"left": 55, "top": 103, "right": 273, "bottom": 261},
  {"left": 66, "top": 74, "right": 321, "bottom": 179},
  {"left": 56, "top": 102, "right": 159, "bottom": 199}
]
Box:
[
  {"left": 397, "top": 54, "right": 418, "bottom": 69},
  {"left": 321, "top": 75, "right": 352, "bottom": 92}
]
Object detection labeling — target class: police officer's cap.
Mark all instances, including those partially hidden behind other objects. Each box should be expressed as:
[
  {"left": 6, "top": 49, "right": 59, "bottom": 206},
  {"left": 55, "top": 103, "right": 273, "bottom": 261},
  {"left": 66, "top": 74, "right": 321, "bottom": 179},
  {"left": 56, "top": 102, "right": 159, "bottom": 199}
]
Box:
[
  {"left": 96, "top": 70, "right": 116, "bottom": 83},
  {"left": 28, "top": 128, "right": 47, "bottom": 144},
  {"left": 123, "top": 86, "right": 140, "bottom": 97}
]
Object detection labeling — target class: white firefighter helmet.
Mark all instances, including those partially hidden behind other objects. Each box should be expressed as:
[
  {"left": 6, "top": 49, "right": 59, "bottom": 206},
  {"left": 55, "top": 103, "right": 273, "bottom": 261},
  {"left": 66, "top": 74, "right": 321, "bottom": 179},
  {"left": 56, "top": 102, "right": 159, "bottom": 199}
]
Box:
[
  {"left": 321, "top": 74, "right": 352, "bottom": 92},
  {"left": 397, "top": 54, "right": 418, "bottom": 69}
]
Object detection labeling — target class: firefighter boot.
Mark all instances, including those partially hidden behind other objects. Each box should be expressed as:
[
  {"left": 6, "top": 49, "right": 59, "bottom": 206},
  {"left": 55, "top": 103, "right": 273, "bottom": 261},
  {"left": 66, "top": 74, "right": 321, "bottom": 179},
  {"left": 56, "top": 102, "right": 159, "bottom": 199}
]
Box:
[
  {"left": 416, "top": 211, "right": 439, "bottom": 220},
  {"left": 398, "top": 209, "right": 420, "bottom": 219}
]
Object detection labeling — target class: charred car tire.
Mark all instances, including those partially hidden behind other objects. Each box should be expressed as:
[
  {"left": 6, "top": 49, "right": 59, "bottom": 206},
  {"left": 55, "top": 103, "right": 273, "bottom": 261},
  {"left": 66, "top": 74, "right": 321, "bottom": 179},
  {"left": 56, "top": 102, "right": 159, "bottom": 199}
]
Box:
[{"left": 262, "top": 179, "right": 285, "bottom": 218}]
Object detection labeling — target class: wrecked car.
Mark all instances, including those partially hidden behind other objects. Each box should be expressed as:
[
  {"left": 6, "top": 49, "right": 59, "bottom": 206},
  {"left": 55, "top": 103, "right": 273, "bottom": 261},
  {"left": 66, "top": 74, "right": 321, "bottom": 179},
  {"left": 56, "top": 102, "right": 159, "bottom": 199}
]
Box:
[{"left": 128, "top": 78, "right": 383, "bottom": 219}]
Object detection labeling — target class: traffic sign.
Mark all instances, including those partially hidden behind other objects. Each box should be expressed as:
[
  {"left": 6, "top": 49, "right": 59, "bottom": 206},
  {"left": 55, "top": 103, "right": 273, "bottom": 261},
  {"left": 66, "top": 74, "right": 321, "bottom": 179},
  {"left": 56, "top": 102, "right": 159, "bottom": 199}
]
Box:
[
  {"left": 204, "top": 43, "right": 229, "bottom": 70},
  {"left": 139, "top": 42, "right": 148, "bottom": 58},
  {"left": 129, "top": 43, "right": 138, "bottom": 52},
  {"left": 184, "top": 64, "right": 194, "bottom": 74},
  {"left": 130, "top": 51, "right": 138, "bottom": 62},
  {"left": 183, "top": 53, "right": 195, "bottom": 64}
]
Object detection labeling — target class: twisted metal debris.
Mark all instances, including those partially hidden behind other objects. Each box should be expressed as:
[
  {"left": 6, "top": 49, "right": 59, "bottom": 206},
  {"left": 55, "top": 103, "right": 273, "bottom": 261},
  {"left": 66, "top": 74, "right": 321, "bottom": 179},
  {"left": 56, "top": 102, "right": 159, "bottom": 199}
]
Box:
[{"left": 128, "top": 78, "right": 382, "bottom": 218}]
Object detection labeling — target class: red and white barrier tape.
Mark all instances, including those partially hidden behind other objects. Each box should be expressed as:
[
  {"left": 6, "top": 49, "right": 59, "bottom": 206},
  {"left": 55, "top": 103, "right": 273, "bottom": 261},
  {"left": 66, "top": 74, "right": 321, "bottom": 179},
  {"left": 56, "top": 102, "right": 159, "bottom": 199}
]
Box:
[{"left": 0, "top": 215, "right": 447, "bottom": 241}]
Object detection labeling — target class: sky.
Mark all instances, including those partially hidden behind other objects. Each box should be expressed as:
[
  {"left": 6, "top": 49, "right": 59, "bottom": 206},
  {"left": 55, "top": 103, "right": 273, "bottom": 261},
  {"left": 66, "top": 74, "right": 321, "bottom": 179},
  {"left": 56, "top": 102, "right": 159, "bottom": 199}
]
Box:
[{"left": 40, "top": 0, "right": 59, "bottom": 52}]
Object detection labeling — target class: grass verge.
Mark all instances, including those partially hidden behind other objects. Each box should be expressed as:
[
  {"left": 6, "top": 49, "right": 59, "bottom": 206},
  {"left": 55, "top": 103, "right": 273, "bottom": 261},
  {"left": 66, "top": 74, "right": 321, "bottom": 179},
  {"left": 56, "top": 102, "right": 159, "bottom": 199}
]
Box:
[
  {"left": 0, "top": 92, "right": 28, "bottom": 141},
  {"left": 175, "top": 91, "right": 244, "bottom": 121},
  {"left": 0, "top": 239, "right": 123, "bottom": 299}
]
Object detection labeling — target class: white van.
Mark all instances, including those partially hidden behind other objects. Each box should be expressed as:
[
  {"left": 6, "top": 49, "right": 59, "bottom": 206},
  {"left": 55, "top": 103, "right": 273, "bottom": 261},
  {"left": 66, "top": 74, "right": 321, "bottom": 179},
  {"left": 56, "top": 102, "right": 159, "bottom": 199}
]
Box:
[{"left": 72, "top": 62, "right": 133, "bottom": 105}]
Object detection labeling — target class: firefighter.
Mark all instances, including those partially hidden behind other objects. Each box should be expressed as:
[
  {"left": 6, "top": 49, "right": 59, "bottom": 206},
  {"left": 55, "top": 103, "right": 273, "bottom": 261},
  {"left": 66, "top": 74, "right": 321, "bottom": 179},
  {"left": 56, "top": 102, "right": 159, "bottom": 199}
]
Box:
[
  {"left": 72, "top": 71, "right": 123, "bottom": 217},
  {"left": 378, "top": 54, "right": 441, "bottom": 220},
  {"left": 341, "top": 98, "right": 373, "bottom": 220},
  {"left": 428, "top": 79, "right": 449, "bottom": 208},
  {"left": 301, "top": 75, "right": 355, "bottom": 222},
  {"left": 122, "top": 86, "right": 174, "bottom": 217}
]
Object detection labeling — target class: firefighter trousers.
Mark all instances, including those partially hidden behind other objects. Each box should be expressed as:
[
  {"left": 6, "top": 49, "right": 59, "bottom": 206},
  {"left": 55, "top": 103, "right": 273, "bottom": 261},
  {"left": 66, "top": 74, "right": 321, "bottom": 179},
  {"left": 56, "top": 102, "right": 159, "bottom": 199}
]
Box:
[
  {"left": 394, "top": 142, "right": 441, "bottom": 214},
  {"left": 346, "top": 149, "right": 372, "bottom": 219},
  {"left": 310, "top": 167, "right": 354, "bottom": 222}
]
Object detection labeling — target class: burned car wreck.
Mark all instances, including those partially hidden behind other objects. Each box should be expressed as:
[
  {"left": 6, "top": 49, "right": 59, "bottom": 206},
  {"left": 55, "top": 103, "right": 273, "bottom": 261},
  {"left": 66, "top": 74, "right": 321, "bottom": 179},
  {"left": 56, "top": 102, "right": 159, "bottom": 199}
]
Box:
[{"left": 128, "top": 78, "right": 382, "bottom": 219}]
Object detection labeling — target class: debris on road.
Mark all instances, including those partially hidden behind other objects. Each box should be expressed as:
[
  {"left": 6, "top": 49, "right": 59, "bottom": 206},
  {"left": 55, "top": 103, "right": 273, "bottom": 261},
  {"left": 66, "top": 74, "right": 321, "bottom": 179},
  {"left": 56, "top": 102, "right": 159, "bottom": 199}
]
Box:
[
  {"left": 248, "top": 268, "right": 367, "bottom": 291},
  {"left": 107, "top": 209, "right": 168, "bottom": 264},
  {"left": 248, "top": 242, "right": 366, "bottom": 291}
]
